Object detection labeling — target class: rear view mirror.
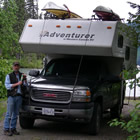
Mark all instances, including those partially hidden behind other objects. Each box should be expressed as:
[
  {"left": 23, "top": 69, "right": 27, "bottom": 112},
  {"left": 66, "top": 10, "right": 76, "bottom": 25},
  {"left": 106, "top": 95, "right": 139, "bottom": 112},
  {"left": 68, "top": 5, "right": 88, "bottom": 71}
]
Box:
[{"left": 29, "top": 70, "right": 40, "bottom": 77}]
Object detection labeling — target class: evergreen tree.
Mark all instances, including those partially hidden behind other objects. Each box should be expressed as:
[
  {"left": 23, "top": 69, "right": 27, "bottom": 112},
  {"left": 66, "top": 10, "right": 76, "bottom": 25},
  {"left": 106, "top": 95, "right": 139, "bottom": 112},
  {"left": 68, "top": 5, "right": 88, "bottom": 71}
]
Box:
[
  {"left": 127, "top": 2, "right": 140, "bottom": 65},
  {"left": 25, "top": 0, "right": 38, "bottom": 19},
  {"left": 127, "top": 2, "right": 140, "bottom": 43},
  {"left": 0, "top": 0, "right": 20, "bottom": 58},
  {"left": 14, "top": 0, "right": 27, "bottom": 35},
  {"left": 128, "top": 2, "right": 140, "bottom": 20},
  {"left": 0, "top": 0, "right": 40, "bottom": 58}
]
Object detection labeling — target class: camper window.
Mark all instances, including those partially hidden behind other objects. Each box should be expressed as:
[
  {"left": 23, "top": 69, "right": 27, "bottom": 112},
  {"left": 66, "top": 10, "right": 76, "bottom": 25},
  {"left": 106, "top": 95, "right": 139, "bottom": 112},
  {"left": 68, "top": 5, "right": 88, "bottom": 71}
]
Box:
[
  {"left": 118, "top": 35, "right": 123, "bottom": 48},
  {"left": 125, "top": 46, "right": 130, "bottom": 60}
]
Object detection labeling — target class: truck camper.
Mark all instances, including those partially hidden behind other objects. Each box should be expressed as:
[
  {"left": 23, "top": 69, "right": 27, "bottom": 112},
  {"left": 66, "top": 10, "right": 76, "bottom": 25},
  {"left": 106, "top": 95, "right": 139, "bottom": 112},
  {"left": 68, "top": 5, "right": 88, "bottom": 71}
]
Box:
[{"left": 19, "top": 5, "right": 137, "bottom": 135}]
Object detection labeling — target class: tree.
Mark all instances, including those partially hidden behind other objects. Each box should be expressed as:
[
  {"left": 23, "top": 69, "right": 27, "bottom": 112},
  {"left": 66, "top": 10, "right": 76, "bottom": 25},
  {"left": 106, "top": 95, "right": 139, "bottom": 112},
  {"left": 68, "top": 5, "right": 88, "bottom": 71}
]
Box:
[
  {"left": 127, "top": 2, "right": 140, "bottom": 46},
  {"left": 0, "top": 0, "right": 20, "bottom": 58},
  {"left": 0, "top": 58, "right": 12, "bottom": 98},
  {"left": 0, "top": 0, "right": 39, "bottom": 59},
  {"left": 109, "top": 3, "right": 140, "bottom": 139},
  {"left": 14, "top": 0, "right": 27, "bottom": 35},
  {"left": 128, "top": 2, "right": 140, "bottom": 23},
  {"left": 25, "top": 0, "right": 38, "bottom": 19}
]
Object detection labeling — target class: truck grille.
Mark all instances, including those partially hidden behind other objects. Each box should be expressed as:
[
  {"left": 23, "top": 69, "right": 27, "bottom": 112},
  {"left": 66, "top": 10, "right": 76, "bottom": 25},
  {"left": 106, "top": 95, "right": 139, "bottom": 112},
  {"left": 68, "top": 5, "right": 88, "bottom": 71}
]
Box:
[{"left": 31, "top": 89, "right": 71, "bottom": 103}]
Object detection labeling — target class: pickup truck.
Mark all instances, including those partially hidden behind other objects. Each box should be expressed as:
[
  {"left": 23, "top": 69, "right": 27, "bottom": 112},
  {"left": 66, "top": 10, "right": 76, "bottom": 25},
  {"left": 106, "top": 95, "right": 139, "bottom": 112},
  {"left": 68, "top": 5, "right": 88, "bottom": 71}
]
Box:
[
  {"left": 19, "top": 7, "right": 137, "bottom": 135},
  {"left": 19, "top": 55, "right": 124, "bottom": 135}
]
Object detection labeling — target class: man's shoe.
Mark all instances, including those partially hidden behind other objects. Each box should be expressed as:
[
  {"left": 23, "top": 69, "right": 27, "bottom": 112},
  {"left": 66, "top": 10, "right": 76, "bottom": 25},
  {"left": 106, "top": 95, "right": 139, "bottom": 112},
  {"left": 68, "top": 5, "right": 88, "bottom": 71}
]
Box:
[
  {"left": 4, "top": 130, "right": 13, "bottom": 136},
  {"left": 11, "top": 129, "right": 20, "bottom": 135}
]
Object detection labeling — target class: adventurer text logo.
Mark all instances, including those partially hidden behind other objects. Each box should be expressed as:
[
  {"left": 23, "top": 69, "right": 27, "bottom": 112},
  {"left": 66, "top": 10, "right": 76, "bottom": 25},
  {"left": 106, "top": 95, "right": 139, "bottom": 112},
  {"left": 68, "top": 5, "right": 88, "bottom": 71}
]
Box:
[{"left": 40, "top": 31, "right": 95, "bottom": 41}]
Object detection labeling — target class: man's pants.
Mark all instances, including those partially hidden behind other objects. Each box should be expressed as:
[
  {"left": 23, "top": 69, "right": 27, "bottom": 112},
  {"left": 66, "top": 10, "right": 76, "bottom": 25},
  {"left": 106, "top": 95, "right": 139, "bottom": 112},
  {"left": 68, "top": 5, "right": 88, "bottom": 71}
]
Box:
[{"left": 4, "top": 96, "right": 22, "bottom": 130}]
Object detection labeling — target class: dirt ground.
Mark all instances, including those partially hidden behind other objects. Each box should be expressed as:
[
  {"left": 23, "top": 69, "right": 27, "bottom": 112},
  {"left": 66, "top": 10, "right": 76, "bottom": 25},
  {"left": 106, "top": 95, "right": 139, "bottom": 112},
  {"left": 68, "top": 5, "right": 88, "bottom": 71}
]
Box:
[{"left": 0, "top": 100, "right": 137, "bottom": 140}]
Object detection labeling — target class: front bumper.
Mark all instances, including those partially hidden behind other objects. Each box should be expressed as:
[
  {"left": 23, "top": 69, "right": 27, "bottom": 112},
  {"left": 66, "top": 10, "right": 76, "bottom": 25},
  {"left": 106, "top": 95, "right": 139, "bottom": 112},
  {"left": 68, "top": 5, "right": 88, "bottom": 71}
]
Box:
[{"left": 20, "top": 105, "right": 93, "bottom": 122}]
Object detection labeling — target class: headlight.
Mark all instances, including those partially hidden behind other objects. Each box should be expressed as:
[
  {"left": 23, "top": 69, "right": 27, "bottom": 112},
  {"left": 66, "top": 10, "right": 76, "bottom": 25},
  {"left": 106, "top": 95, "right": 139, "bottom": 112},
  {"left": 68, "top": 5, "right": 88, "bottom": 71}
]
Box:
[{"left": 72, "top": 90, "right": 91, "bottom": 102}]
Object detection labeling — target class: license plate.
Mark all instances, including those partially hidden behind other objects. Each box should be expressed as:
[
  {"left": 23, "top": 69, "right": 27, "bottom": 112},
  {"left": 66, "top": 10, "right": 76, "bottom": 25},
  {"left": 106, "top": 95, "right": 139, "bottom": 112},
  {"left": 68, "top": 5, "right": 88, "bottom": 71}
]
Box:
[{"left": 42, "top": 108, "right": 55, "bottom": 116}]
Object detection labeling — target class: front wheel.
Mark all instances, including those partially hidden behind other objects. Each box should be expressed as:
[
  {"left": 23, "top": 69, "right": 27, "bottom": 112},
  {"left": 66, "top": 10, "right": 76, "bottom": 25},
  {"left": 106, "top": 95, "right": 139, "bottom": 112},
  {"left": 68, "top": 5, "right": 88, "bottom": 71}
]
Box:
[
  {"left": 87, "top": 102, "right": 102, "bottom": 135},
  {"left": 19, "top": 116, "right": 35, "bottom": 129}
]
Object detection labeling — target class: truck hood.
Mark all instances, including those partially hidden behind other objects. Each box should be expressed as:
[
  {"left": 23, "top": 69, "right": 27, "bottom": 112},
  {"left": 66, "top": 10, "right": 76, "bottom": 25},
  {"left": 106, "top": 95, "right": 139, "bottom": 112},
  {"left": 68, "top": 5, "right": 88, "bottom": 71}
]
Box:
[{"left": 30, "top": 76, "right": 97, "bottom": 90}]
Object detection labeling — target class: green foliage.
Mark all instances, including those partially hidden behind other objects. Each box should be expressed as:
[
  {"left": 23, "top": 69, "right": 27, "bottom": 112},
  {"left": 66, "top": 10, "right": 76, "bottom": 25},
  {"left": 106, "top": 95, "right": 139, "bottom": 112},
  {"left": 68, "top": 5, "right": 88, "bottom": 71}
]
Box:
[
  {"left": 109, "top": 102, "right": 140, "bottom": 140},
  {"left": 127, "top": 2, "right": 140, "bottom": 46},
  {"left": 123, "top": 68, "right": 140, "bottom": 89},
  {"left": 0, "top": 99, "right": 7, "bottom": 120},
  {"left": 122, "top": 2, "right": 140, "bottom": 89},
  {"left": 0, "top": 58, "right": 12, "bottom": 98},
  {"left": 4, "top": 54, "right": 44, "bottom": 69},
  {"left": 109, "top": 3, "right": 140, "bottom": 138},
  {"left": 19, "top": 53, "right": 44, "bottom": 68},
  {"left": 0, "top": 0, "right": 39, "bottom": 59},
  {"left": 14, "top": 0, "right": 27, "bottom": 35},
  {"left": 0, "top": 1, "right": 41, "bottom": 99},
  {"left": 0, "top": 0, "right": 21, "bottom": 58}
]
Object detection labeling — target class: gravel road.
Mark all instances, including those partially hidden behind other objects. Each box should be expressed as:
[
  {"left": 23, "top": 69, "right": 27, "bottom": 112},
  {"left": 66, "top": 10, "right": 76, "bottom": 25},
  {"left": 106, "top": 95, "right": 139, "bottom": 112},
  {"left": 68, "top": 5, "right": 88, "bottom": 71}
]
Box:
[{"left": 0, "top": 100, "right": 136, "bottom": 140}]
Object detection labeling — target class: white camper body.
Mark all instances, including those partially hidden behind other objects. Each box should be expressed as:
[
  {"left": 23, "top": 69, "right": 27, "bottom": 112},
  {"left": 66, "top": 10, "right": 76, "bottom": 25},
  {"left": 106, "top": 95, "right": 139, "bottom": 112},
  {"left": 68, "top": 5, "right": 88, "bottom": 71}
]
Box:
[
  {"left": 19, "top": 19, "right": 137, "bottom": 70},
  {"left": 19, "top": 18, "right": 138, "bottom": 135}
]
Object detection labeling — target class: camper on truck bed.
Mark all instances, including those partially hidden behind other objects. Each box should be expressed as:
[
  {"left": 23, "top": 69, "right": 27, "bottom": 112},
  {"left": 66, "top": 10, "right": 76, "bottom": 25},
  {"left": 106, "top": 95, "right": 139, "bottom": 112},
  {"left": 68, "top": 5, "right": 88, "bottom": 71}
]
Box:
[{"left": 19, "top": 5, "right": 137, "bottom": 135}]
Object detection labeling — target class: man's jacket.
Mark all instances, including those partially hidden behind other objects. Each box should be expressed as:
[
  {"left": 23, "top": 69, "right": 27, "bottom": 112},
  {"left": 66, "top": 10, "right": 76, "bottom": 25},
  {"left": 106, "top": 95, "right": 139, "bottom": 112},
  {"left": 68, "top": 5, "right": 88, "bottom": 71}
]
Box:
[{"left": 7, "top": 71, "right": 26, "bottom": 97}]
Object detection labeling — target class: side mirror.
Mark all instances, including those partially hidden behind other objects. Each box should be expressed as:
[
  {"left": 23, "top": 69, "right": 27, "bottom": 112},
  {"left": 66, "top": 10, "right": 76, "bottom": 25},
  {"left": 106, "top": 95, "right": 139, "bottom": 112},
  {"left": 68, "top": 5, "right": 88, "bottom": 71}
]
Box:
[{"left": 29, "top": 70, "right": 40, "bottom": 77}]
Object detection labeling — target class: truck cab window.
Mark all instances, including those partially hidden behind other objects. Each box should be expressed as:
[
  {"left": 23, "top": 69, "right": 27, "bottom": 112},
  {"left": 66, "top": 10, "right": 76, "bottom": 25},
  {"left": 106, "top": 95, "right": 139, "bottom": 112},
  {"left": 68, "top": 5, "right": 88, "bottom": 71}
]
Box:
[
  {"left": 44, "top": 57, "right": 101, "bottom": 80},
  {"left": 46, "top": 63, "right": 55, "bottom": 76},
  {"left": 44, "top": 59, "right": 80, "bottom": 77}
]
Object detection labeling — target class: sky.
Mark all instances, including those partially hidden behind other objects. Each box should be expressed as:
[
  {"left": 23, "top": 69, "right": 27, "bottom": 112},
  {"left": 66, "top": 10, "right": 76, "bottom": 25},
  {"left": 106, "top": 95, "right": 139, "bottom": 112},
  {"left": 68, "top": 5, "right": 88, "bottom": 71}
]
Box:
[{"left": 38, "top": 0, "right": 140, "bottom": 21}]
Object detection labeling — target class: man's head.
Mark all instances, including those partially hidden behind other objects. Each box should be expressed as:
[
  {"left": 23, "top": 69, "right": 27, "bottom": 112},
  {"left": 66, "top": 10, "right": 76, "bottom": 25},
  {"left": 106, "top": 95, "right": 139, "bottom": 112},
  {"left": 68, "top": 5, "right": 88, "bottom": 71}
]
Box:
[{"left": 13, "top": 62, "right": 20, "bottom": 72}]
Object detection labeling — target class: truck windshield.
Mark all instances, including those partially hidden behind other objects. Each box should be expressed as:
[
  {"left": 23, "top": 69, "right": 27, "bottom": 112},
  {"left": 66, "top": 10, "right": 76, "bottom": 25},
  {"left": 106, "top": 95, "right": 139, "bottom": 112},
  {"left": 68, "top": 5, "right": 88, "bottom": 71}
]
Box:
[{"left": 43, "top": 58, "right": 101, "bottom": 80}]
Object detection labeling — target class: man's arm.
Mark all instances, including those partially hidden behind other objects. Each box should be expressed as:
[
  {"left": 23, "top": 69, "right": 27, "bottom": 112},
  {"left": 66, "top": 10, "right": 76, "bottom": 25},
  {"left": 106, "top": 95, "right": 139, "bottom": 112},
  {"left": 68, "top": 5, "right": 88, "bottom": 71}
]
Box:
[
  {"left": 5, "top": 75, "right": 12, "bottom": 90},
  {"left": 12, "top": 81, "right": 22, "bottom": 88},
  {"left": 5, "top": 75, "right": 22, "bottom": 90}
]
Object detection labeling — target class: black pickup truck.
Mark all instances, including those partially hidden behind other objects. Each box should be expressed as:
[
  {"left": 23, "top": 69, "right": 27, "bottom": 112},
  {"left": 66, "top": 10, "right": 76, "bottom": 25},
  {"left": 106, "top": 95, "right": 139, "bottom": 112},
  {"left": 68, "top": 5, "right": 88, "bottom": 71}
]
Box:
[{"left": 19, "top": 55, "right": 125, "bottom": 135}]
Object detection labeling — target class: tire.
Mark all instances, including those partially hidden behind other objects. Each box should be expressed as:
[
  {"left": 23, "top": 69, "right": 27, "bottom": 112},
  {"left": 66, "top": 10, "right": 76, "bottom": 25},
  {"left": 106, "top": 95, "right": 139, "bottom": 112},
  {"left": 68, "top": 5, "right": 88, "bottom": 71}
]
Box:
[
  {"left": 87, "top": 103, "right": 102, "bottom": 135},
  {"left": 19, "top": 116, "right": 35, "bottom": 129}
]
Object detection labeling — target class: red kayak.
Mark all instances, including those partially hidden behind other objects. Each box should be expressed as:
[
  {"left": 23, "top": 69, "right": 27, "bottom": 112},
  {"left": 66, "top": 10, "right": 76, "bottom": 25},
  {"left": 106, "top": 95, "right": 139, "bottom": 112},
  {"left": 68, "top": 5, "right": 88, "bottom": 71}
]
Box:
[{"left": 93, "top": 6, "right": 121, "bottom": 21}]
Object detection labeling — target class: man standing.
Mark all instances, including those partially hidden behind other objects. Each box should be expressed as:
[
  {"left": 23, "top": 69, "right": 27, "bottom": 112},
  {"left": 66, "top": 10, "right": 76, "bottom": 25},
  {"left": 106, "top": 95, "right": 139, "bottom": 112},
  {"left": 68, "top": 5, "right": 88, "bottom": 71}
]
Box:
[{"left": 3, "top": 62, "right": 27, "bottom": 136}]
